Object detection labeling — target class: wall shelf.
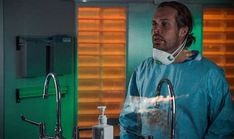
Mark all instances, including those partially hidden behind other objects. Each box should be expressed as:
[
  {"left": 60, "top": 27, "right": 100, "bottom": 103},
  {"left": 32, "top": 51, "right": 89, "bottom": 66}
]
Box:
[{"left": 15, "top": 86, "right": 68, "bottom": 103}]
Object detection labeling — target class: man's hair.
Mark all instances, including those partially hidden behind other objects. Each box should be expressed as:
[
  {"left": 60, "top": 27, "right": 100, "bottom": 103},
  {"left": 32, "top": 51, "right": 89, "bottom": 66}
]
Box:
[{"left": 158, "top": 1, "right": 195, "bottom": 47}]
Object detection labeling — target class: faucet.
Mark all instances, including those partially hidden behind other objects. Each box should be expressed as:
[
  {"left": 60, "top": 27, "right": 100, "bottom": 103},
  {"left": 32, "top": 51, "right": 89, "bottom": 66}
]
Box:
[
  {"left": 43, "top": 73, "right": 64, "bottom": 139},
  {"left": 156, "top": 78, "right": 176, "bottom": 139}
]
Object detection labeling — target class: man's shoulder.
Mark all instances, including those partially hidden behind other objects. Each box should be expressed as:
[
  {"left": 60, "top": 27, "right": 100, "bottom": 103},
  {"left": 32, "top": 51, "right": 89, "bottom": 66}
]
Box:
[
  {"left": 197, "top": 56, "right": 224, "bottom": 76},
  {"left": 138, "top": 57, "right": 154, "bottom": 67},
  {"left": 200, "top": 56, "right": 222, "bottom": 69},
  {"left": 142, "top": 57, "right": 154, "bottom": 63},
  {"left": 134, "top": 57, "right": 154, "bottom": 72}
]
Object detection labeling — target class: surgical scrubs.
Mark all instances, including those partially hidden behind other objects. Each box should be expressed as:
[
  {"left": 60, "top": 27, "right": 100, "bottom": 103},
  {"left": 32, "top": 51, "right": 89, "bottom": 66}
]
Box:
[{"left": 119, "top": 55, "right": 234, "bottom": 139}]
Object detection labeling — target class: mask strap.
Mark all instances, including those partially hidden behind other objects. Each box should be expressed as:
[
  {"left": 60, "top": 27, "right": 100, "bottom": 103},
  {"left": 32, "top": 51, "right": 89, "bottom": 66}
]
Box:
[{"left": 172, "top": 37, "right": 188, "bottom": 59}]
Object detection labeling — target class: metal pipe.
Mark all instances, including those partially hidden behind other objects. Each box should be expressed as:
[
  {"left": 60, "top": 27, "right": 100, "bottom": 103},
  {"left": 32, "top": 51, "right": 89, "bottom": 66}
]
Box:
[
  {"left": 43, "top": 73, "right": 64, "bottom": 139},
  {"left": 156, "top": 79, "right": 176, "bottom": 139}
]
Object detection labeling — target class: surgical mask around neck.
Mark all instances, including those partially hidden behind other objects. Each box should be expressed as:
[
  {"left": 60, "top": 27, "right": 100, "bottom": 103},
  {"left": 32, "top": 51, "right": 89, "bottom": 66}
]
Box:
[{"left": 153, "top": 38, "right": 187, "bottom": 65}]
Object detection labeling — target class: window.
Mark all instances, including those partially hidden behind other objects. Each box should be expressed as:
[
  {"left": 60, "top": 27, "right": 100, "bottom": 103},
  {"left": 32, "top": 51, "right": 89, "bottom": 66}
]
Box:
[
  {"left": 203, "top": 8, "right": 234, "bottom": 99},
  {"left": 77, "top": 7, "right": 126, "bottom": 138}
]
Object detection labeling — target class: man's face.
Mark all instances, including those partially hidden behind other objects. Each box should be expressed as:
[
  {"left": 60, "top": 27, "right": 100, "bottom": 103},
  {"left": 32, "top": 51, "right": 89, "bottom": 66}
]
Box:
[{"left": 152, "top": 6, "right": 182, "bottom": 53}]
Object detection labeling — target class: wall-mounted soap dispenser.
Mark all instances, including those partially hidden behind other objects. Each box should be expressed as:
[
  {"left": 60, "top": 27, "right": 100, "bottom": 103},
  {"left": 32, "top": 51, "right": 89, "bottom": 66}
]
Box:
[{"left": 92, "top": 106, "right": 113, "bottom": 139}]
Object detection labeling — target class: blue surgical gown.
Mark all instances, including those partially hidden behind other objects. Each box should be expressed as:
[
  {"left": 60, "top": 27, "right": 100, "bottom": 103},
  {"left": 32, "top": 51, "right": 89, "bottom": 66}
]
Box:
[{"left": 119, "top": 55, "right": 234, "bottom": 139}]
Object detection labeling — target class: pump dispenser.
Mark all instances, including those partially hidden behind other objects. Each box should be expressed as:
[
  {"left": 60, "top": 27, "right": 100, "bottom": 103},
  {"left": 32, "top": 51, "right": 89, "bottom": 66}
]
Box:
[{"left": 92, "top": 106, "right": 113, "bottom": 139}]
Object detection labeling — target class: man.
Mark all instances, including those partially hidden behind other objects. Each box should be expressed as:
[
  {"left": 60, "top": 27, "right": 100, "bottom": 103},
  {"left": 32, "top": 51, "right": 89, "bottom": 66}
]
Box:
[{"left": 119, "top": 1, "right": 234, "bottom": 139}]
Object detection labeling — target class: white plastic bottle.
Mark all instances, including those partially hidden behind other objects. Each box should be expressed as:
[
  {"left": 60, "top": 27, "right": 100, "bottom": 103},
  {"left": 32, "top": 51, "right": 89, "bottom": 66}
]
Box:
[{"left": 92, "top": 106, "right": 113, "bottom": 139}]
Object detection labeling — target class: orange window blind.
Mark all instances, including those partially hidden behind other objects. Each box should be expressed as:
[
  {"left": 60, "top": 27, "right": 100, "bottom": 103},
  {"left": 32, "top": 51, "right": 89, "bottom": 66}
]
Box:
[
  {"left": 203, "top": 8, "right": 234, "bottom": 99},
  {"left": 77, "top": 7, "right": 126, "bottom": 138}
]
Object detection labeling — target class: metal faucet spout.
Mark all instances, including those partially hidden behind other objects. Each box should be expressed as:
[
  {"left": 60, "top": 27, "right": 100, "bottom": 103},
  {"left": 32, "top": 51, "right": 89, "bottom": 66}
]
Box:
[
  {"left": 156, "top": 79, "right": 176, "bottom": 139},
  {"left": 43, "top": 73, "right": 64, "bottom": 139}
]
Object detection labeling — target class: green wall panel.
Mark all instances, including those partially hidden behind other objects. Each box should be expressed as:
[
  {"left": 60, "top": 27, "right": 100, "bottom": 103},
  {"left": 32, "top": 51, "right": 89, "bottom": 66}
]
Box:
[
  {"left": 127, "top": 3, "right": 155, "bottom": 82},
  {"left": 3, "top": 0, "right": 77, "bottom": 138},
  {"left": 188, "top": 4, "right": 203, "bottom": 53},
  {"left": 0, "top": 0, "right": 4, "bottom": 138}
]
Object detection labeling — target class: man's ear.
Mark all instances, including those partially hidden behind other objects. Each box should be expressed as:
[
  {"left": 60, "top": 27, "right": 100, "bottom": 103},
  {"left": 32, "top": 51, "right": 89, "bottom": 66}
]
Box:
[{"left": 179, "top": 27, "right": 189, "bottom": 38}]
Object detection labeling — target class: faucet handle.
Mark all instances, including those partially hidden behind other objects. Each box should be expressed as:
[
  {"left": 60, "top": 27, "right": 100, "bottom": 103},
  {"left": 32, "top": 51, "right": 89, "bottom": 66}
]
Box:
[
  {"left": 21, "top": 115, "right": 46, "bottom": 139},
  {"left": 21, "top": 115, "right": 40, "bottom": 126}
]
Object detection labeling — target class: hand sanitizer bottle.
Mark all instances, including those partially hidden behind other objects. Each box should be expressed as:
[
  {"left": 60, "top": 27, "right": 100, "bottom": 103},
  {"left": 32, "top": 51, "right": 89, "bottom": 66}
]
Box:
[{"left": 92, "top": 106, "right": 113, "bottom": 139}]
